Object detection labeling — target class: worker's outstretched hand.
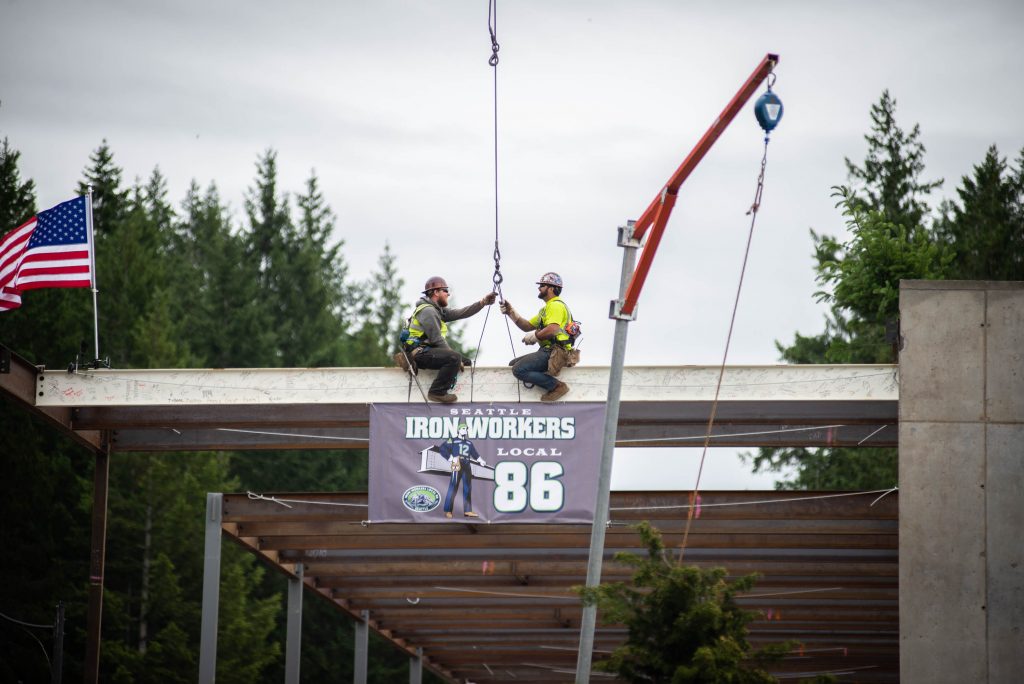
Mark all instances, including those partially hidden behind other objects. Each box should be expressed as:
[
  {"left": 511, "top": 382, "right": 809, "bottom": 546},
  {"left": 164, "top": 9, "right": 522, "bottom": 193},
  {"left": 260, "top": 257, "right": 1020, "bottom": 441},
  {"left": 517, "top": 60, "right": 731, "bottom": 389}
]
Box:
[
  {"left": 500, "top": 300, "right": 515, "bottom": 316},
  {"left": 481, "top": 292, "right": 497, "bottom": 305}
]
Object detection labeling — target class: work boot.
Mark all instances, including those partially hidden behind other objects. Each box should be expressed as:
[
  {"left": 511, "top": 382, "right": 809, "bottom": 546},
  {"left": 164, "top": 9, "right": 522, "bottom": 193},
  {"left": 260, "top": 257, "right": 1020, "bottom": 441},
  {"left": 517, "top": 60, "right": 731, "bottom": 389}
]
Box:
[
  {"left": 428, "top": 392, "right": 458, "bottom": 404},
  {"left": 540, "top": 381, "right": 569, "bottom": 402},
  {"left": 445, "top": 511, "right": 453, "bottom": 519},
  {"left": 464, "top": 511, "right": 479, "bottom": 518}
]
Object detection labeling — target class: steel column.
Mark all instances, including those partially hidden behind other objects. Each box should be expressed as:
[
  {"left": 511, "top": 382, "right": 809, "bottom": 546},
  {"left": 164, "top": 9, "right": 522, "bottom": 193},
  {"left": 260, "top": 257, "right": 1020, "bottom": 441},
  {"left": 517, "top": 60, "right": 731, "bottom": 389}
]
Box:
[
  {"left": 285, "top": 564, "right": 304, "bottom": 684},
  {"left": 84, "top": 442, "right": 110, "bottom": 684},
  {"left": 354, "top": 609, "right": 369, "bottom": 684},
  {"left": 51, "top": 602, "right": 65, "bottom": 684},
  {"left": 198, "top": 493, "right": 223, "bottom": 683},
  {"left": 576, "top": 223, "right": 639, "bottom": 681},
  {"left": 409, "top": 647, "right": 422, "bottom": 684}
]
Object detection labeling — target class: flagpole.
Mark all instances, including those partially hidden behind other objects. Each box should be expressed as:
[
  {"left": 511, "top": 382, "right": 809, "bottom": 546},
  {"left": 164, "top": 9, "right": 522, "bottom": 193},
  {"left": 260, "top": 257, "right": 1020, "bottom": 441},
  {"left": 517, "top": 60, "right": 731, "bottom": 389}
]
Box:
[{"left": 86, "top": 186, "right": 100, "bottom": 362}]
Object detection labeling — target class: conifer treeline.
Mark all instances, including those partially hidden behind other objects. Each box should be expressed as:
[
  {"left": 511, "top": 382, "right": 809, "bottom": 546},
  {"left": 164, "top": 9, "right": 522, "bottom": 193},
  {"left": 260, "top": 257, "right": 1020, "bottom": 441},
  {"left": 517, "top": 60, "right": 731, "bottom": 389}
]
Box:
[
  {"left": 0, "top": 139, "right": 431, "bottom": 682},
  {"left": 748, "top": 91, "right": 1024, "bottom": 490}
]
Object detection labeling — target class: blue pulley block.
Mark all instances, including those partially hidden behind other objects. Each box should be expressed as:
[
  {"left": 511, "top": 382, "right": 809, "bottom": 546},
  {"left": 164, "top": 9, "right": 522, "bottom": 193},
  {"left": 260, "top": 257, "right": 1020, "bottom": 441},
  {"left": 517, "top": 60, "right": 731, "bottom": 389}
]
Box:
[{"left": 754, "top": 89, "right": 783, "bottom": 133}]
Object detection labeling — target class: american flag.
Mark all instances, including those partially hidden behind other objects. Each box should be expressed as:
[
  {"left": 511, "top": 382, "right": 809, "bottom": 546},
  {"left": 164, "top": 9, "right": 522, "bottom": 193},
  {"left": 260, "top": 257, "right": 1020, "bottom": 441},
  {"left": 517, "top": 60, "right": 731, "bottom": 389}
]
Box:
[{"left": 0, "top": 196, "right": 93, "bottom": 311}]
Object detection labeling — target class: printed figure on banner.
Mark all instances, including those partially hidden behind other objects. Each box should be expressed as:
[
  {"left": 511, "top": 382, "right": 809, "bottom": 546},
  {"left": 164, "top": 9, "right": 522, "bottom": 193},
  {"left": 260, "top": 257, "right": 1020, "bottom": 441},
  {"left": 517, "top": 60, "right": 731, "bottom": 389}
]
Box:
[{"left": 440, "top": 423, "right": 489, "bottom": 519}]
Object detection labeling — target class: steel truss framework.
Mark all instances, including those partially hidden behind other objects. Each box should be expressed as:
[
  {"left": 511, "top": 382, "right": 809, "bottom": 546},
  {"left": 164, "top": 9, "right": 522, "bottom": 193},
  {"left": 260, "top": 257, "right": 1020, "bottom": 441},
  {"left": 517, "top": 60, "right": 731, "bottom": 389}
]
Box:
[
  {"left": 220, "top": 490, "right": 898, "bottom": 683},
  {"left": 0, "top": 347, "right": 901, "bottom": 682}
]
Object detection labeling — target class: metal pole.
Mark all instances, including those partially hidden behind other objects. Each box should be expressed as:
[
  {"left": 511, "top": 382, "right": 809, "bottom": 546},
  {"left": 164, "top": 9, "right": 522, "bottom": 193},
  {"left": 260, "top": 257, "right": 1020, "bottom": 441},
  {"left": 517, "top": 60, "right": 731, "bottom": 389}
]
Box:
[
  {"left": 84, "top": 441, "right": 110, "bottom": 684},
  {"left": 409, "top": 647, "right": 423, "bottom": 684},
  {"left": 353, "top": 609, "right": 369, "bottom": 684},
  {"left": 198, "top": 493, "right": 223, "bottom": 683},
  {"left": 285, "top": 564, "right": 304, "bottom": 684},
  {"left": 85, "top": 186, "right": 100, "bottom": 361},
  {"left": 51, "top": 601, "right": 65, "bottom": 684},
  {"left": 575, "top": 223, "right": 639, "bottom": 682}
]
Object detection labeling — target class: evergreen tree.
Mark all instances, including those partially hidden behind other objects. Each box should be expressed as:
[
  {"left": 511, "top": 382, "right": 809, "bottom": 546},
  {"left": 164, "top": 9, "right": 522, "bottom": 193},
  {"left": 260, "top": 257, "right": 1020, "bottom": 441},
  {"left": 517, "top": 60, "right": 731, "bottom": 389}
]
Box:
[
  {"left": 844, "top": 90, "right": 942, "bottom": 235},
  {"left": 99, "top": 453, "right": 280, "bottom": 682},
  {"left": 276, "top": 171, "right": 352, "bottom": 367},
  {"left": 935, "top": 145, "right": 1024, "bottom": 280},
  {"left": 78, "top": 140, "right": 130, "bottom": 237},
  {"left": 0, "top": 141, "right": 94, "bottom": 682},
  {"left": 0, "top": 136, "right": 36, "bottom": 228},
  {"left": 244, "top": 149, "right": 292, "bottom": 294},
  {"left": 2, "top": 141, "right": 433, "bottom": 682},
  {"left": 173, "top": 181, "right": 275, "bottom": 367},
  {"left": 349, "top": 242, "right": 408, "bottom": 365},
  {"left": 749, "top": 93, "right": 946, "bottom": 490},
  {"left": 576, "top": 523, "right": 794, "bottom": 683},
  {"left": 1, "top": 139, "right": 92, "bottom": 366},
  {"left": 94, "top": 182, "right": 169, "bottom": 366}
]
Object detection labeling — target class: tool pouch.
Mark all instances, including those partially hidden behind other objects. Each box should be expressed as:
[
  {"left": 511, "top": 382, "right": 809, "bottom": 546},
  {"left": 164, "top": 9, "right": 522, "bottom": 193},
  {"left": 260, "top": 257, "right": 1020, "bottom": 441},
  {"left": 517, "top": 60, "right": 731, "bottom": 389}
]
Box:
[{"left": 547, "top": 345, "right": 580, "bottom": 376}]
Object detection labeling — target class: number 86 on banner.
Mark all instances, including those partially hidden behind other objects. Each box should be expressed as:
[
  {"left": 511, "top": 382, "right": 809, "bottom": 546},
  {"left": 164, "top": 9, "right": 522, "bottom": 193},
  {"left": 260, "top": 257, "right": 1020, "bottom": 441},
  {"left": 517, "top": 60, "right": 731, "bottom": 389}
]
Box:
[{"left": 493, "top": 461, "right": 565, "bottom": 513}]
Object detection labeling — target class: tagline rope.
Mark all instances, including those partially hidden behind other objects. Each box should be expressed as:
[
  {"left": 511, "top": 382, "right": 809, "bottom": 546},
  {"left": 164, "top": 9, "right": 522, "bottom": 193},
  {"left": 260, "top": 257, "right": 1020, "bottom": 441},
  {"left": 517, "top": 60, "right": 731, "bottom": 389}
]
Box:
[{"left": 677, "top": 133, "right": 772, "bottom": 564}]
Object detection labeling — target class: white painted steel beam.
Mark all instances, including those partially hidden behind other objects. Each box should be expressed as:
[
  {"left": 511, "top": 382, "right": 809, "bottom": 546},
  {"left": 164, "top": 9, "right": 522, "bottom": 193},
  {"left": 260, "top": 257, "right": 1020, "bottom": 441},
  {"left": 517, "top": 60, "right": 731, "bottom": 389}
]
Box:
[
  {"left": 37, "top": 365, "right": 897, "bottom": 407},
  {"left": 23, "top": 365, "right": 899, "bottom": 451}
]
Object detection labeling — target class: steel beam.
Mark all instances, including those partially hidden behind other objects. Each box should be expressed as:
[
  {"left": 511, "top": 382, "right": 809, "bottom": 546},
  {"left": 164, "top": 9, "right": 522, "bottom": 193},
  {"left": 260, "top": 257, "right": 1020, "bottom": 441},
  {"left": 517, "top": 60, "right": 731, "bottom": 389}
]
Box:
[
  {"left": 26, "top": 364, "right": 899, "bottom": 452},
  {"left": 0, "top": 345, "right": 102, "bottom": 451},
  {"left": 38, "top": 365, "right": 897, "bottom": 407},
  {"left": 105, "top": 419, "right": 895, "bottom": 451}
]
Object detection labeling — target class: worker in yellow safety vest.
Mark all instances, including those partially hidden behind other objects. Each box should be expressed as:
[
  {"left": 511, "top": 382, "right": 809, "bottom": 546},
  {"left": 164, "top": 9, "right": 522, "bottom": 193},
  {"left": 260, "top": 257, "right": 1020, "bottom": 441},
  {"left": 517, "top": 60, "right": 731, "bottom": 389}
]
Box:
[
  {"left": 500, "top": 272, "right": 579, "bottom": 402},
  {"left": 395, "top": 276, "right": 497, "bottom": 403}
]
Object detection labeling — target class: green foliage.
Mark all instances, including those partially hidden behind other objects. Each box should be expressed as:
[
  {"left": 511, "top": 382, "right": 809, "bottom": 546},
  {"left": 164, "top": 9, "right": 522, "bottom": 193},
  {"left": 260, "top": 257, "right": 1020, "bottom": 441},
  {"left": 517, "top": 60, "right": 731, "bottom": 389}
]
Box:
[
  {"left": 843, "top": 90, "right": 942, "bottom": 233},
  {"left": 0, "top": 136, "right": 36, "bottom": 227},
  {"left": 935, "top": 145, "right": 1024, "bottom": 280},
  {"left": 78, "top": 139, "right": 130, "bottom": 236},
  {"left": 750, "top": 90, "right": 1023, "bottom": 491},
  {"left": 818, "top": 186, "right": 954, "bottom": 323},
  {"left": 172, "top": 181, "right": 275, "bottom": 367},
  {"left": 1, "top": 139, "right": 434, "bottom": 682},
  {"left": 576, "top": 522, "right": 786, "bottom": 684}
]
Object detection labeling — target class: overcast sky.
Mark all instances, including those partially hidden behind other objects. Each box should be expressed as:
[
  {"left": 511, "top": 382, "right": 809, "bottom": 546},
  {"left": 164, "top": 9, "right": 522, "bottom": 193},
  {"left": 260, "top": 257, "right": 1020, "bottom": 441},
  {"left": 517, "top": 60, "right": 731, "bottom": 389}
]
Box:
[{"left": 2, "top": 0, "right": 1021, "bottom": 489}]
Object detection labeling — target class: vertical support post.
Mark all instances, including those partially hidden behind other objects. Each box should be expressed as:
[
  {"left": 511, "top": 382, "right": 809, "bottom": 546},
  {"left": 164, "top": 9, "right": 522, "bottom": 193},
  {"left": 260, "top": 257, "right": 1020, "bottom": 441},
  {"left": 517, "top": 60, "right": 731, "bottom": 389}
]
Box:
[
  {"left": 576, "top": 223, "right": 640, "bottom": 682},
  {"left": 285, "top": 564, "right": 304, "bottom": 684},
  {"left": 84, "top": 441, "right": 110, "bottom": 684},
  {"left": 198, "top": 493, "right": 223, "bottom": 684},
  {"left": 353, "top": 609, "right": 369, "bottom": 684},
  {"left": 409, "top": 647, "right": 423, "bottom": 684},
  {"left": 85, "top": 185, "right": 100, "bottom": 361},
  {"left": 51, "top": 601, "right": 65, "bottom": 684}
]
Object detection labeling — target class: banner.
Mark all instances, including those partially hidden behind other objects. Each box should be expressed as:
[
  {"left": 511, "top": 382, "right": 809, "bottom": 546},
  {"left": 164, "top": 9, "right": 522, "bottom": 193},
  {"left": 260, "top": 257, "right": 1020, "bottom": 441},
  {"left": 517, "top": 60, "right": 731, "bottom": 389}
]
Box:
[{"left": 369, "top": 402, "right": 606, "bottom": 523}]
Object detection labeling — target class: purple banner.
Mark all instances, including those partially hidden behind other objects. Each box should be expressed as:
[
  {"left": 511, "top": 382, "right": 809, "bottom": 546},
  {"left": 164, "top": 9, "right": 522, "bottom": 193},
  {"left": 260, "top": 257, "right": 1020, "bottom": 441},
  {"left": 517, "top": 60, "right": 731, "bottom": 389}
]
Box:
[{"left": 369, "top": 402, "right": 606, "bottom": 523}]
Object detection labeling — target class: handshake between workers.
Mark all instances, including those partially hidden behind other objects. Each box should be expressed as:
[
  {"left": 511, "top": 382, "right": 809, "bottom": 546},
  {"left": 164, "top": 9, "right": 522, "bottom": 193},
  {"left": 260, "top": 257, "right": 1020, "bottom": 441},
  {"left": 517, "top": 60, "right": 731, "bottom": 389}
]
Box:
[{"left": 394, "top": 272, "right": 578, "bottom": 404}]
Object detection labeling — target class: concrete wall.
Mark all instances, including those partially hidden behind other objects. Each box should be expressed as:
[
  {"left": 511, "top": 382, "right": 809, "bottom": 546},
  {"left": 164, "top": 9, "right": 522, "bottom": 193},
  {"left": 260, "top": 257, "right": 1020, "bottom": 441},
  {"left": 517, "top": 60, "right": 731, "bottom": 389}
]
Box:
[{"left": 899, "top": 280, "right": 1024, "bottom": 683}]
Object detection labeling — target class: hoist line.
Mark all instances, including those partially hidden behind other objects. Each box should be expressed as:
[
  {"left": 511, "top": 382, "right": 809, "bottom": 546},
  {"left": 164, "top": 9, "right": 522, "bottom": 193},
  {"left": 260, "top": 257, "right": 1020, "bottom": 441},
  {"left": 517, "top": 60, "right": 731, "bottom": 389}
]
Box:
[
  {"left": 677, "top": 133, "right": 772, "bottom": 564},
  {"left": 470, "top": 0, "right": 521, "bottom": 403}
]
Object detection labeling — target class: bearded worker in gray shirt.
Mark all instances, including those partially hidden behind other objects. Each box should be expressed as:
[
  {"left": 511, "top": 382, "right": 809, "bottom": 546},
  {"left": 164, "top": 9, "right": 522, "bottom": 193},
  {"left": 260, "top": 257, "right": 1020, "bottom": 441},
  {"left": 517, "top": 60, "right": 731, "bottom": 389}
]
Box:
[{"left": 395, "top": 276, "right": 496, "bottom": 403}]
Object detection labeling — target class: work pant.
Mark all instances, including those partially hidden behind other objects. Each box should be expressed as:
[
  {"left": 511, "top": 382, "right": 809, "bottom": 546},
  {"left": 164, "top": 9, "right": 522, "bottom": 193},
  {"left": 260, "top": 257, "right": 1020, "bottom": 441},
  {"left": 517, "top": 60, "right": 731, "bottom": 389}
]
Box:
[
  {"left": 413, "top": 347, "right": 464, "bottom": 395},
  {"left": 512, "top": 348, "right": 557, "bottom": 392},
  {"left": 443, "top": 461, "right": 473, "bottom": 514}
]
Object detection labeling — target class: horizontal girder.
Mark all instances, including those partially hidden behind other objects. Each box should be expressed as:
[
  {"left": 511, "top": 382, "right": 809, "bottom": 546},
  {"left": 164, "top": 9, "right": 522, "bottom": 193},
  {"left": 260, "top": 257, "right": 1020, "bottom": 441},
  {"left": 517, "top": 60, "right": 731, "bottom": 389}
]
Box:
[{"left": 23, "top": 364, "right": 898, "bottom": 451}]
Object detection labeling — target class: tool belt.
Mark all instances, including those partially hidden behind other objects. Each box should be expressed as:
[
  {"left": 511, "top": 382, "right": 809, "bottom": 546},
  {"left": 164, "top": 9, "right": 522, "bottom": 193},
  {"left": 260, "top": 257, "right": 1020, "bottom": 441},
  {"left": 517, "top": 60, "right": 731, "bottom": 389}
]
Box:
[{"left": 547, "top": 344, "right": 580, "bottom": 376}]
